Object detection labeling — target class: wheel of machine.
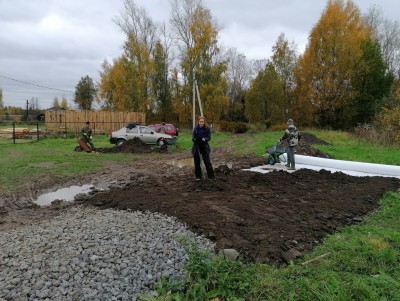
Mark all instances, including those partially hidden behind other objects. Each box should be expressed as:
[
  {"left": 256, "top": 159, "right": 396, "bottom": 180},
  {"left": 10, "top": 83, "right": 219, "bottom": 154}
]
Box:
[
  {"left": 156, "top": 138, "right": 164, "bottom": 146},
  {"left": 75, "top": 146, "right": 83, "bottom": 152},
  {"left": 116, "top": 139, "right": 126, "bottom": 147},
  {"left": 267, "top": 156, "right": 275, "bottom": 165}
]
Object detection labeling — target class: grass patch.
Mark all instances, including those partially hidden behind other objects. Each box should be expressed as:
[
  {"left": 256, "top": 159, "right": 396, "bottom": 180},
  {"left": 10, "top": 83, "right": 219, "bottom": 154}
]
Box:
[
  {"left": 0, "top": 136, "right": 133, "bottom": 194},
  {"left": 310, "top": 130, "right": 400, "bottom": 165}
]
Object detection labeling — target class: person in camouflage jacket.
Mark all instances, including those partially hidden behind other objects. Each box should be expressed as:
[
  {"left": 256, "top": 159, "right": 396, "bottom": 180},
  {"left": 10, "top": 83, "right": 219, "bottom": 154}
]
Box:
[
  {"left": 81, "top": 121, "right": 95, "bottom": 149},
  {"left": 279, "top": 119, "right": 299, "bottom": 170}
]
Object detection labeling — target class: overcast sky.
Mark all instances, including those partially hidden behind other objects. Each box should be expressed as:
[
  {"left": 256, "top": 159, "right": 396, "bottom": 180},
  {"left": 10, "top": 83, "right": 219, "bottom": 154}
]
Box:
[{"left": 0, "top": 0, "right": 398, "bottom": 109}]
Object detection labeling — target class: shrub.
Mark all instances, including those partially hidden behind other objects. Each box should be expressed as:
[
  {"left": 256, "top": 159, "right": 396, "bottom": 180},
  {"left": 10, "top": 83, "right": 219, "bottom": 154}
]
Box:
[
  {"left": 269, "top": 123, "right": 288, "bottom": 131},
  {"left": 219, "top": 121, "right": 249, "bottom": 133}
]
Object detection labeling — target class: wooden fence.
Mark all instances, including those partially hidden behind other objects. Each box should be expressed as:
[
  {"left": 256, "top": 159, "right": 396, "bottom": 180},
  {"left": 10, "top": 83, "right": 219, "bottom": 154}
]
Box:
[{"left": 45, "top": 110, "right": 146, "bottom": 134}]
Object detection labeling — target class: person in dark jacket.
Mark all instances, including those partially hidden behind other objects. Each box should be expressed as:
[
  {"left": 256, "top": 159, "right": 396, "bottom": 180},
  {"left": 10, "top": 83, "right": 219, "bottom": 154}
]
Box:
[
  {"left": 192, "top": 116, "right": 215, "bottom": 180},
  {"left": 279, "top": 119, "right": 299, "bottom": 170}
]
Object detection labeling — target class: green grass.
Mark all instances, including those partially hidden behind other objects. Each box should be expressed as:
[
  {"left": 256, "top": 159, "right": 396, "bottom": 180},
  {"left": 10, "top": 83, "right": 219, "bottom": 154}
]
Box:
[
  {"left": 310, "top": 130, "right": 400, "bottom": 165},
  {"left": 0, "top": 135, "right": 132, "bottom": 194}
]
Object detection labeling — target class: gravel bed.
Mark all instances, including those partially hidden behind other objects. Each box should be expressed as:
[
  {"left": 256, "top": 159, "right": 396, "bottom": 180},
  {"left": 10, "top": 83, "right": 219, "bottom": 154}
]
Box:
[{"left": 0, "top": 207, "right": 214, "bottom": 301}]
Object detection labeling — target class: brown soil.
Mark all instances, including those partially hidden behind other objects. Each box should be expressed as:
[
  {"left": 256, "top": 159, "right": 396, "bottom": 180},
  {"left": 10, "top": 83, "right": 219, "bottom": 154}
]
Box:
[{"left": 1, "top": 133, "right": 399, "bottom": 266}]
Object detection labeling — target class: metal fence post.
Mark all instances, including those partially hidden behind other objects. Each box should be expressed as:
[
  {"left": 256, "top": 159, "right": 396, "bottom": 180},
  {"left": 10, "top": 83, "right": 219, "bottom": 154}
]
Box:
[{"left": 13, "top": 122, "right": 16, "bottom": 144}]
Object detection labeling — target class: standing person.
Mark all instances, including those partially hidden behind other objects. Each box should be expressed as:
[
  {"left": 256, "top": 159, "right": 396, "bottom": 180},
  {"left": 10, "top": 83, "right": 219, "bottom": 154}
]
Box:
[
  {"left": 279, "top": 119, "right": 299, "bottom": 170},
  {"left": 157, "top": 122, "right": 166, "bottom": 134},
  {"left": 192, "top": 116, "right": 215, "bottom": 180},
  {"left": 81, "top": 121, "right": 95, "bottom": 149}
]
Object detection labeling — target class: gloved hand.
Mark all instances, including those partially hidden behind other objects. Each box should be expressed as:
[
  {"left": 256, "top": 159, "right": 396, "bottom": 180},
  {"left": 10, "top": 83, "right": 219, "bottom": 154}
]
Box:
[{"left": 202, "top": 138, "right": 206, "bottom": 142}]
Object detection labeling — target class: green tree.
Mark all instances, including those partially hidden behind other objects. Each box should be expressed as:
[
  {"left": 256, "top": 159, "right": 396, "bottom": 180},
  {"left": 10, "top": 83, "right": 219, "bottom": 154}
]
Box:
[
  {"left": 246, "top": 63, "right": 286, "bottom": 127},
  {"left": 0, "top": 89, "right": 4, "bottom": 114},
  {"left": 294, "top": 0, "right": 370, "bottom": 127},
  {"left": 352, "top": 39, "right": 393, "bottom": 124},
  {"left": 74, "top": 75, "right": 96, "bottom": 110},
  {"left": 153, "top": 41, "right": 172, "bottom": 121}
]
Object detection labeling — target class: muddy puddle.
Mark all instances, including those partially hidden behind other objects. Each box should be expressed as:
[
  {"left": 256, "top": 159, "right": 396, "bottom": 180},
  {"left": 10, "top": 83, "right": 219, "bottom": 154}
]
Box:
[{"left": 34, "top": 185, "right": 95, "bottom": 206}]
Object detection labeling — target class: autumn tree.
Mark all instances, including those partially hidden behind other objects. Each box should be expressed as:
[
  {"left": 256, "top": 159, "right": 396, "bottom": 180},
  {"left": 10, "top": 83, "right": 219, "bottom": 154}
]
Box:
[
  {"left": 99, "top": 58, "right": 126, "bottom": 110},
  {"left": 74, "top": 75, "right": 96, "bottom": 110},
  {"left": 246, "top": 63, "right": 286, "bottom": 126},
  {"left": 170, "top": 0, "right": 228, "bottom": 124},
  {"left": 52, "top": 97, "right": 60, "bottom": 109},
  {"left": 271, "top": 33, "right": 298, "bottom": 119},
  {"left": 106, "top": 1, "right": 160, "bottom": 113},
  {"left": 294, "top": 0, "right": 370, "bottom": 127},
  {"left": 122, "top": 34, "right": 154, "bottom": 111},
  {"left": 61, "top": 97, "right": 69, "bottom": 110}
]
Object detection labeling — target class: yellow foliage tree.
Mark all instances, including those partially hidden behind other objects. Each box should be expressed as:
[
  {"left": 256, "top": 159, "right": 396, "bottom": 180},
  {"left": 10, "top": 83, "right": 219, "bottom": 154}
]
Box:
[
  {"left": 294, "top": 0, "right": 370, "bottom": 127},
  {"left": 99, "top": 34, "right": 154, "bottom": 112},
  {"left": 171, "top": 0, "right": 228, "bottom": 124}
]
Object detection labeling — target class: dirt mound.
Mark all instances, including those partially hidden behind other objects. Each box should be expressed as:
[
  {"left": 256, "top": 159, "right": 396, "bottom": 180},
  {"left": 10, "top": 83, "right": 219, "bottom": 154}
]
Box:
[
  {"left": 279, "top": 132, "right": 332, "bottom": 158},
  {"left": 300, "top": 132, "right": 330, "bottom": 145},
  {"left": 96, "top": 137, "right": 168, "bottom": 154}
]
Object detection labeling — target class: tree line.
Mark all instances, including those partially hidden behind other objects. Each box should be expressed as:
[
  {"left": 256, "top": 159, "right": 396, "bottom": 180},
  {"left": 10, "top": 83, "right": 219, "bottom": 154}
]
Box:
[{"left": 70, "top": 0, "right": 399, "bottom": 137}]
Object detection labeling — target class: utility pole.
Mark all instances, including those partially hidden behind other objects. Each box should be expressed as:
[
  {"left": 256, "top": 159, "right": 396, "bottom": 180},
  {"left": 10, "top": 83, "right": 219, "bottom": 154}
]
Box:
[
  {"left": 25, "top": 99, "right": 29, "bottom": 121},
  {"left": 192, "top": 70, "right": 204, "bottom": 129}
]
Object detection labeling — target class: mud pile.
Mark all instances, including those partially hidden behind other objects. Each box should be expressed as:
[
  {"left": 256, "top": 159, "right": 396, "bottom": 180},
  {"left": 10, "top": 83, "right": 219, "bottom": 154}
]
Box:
[{"left": 96, "top": 137, "right": 168, "bottom": 154}]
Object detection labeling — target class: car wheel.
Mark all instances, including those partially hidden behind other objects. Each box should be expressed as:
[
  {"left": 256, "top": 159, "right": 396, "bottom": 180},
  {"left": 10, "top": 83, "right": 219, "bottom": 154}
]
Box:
[
  {"left": 156, "top": 138, "right": 164, "bottom": 146},
  {"left": 75, "top": 146, "right": 83, "bottom": 152},
  {"left": 267, "top": 157, "right": 275, "bottom": 165},
  {"left": 116, "top": 139, "right": 126, "bottom": 147}
]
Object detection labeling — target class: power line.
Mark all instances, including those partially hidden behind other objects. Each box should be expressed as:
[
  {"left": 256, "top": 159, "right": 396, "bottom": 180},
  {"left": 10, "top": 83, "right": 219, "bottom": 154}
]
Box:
[{"left": 0, "top": 74, "right": 74, "bottom": 93}]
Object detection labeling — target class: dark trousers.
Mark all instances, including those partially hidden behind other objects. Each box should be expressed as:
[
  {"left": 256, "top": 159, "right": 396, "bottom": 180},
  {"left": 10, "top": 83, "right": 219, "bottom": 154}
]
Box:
[
  {"left": 194, "top": 147, "right": 214, "bottom": 179},
  {"left": 287, "top": 145, "right": 295, "bottom": 168}
]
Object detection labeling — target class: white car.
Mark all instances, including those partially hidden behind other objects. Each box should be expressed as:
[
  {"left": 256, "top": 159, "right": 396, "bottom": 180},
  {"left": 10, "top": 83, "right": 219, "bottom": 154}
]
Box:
[{"left": 110, "top": 123, "right": 177, "bottom": 147}]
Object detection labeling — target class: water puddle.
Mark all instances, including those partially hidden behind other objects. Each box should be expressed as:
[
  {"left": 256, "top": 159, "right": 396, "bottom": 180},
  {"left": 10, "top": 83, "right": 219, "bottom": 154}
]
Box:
[
  {"left": 168, "top": 158, "right": 194, "bottom": 168},
  {"left": 34, "top": 185, "right": 95, "bottom": 206}
]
